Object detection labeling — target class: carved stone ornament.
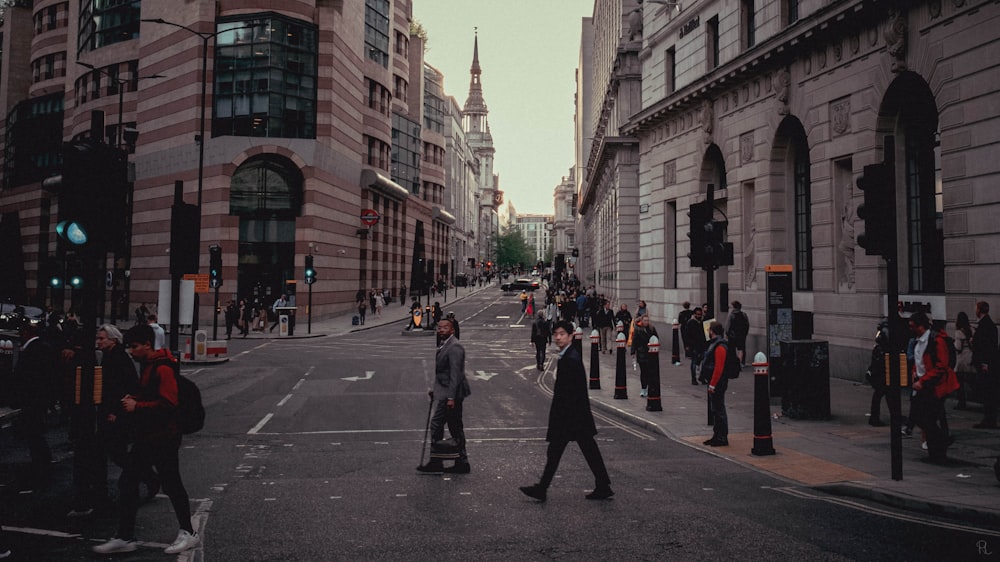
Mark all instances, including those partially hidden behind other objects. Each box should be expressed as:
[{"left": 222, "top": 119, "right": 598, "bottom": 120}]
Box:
[
  {"left": 929, "top": 0, "right": 942, "bottom": 18},
  {"left": 831, "top": 99, "right": 851, "bottom": 136},
  {"left": 740, "top": 131, "right": 754, "bottom": 164},
  {"left": 833, "top": 41, "right": 843, "bottom": 62},
  {"left": 664, "top": 160, "right": 677, "bottom": 186},
  {"left": 851, "top": 34, "right": 860, "bottom": 54},
  {"left": 773, "top": 68, "right": 791, "bottom": 115},
  {"left": 884, "top": 9, "right": 908, "bottom": 72},
  {"left": 953, "top": 0, "right": 966, "bottom": 7},
  {"left": 701, "top": 99, "right": 714, "bottom": 144}
]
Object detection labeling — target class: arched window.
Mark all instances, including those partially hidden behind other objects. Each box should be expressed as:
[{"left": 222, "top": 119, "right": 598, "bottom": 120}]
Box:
[
  {"left": 229, "top": 156, "right": 303, "bottom": 217},
  {"left": 792, "top": 134, "right": 812, "bottom": 291}
]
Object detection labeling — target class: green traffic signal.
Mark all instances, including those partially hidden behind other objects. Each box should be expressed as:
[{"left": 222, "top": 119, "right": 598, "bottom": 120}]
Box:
[
  {"left": 69, "top": 275, "right": 83, "bottom": 288},
  {"left": 50, "top": 276, "right": 63, "bottom": 288},
  {"left": 56, "top": 220, "right": 89, "bottom": 246}
]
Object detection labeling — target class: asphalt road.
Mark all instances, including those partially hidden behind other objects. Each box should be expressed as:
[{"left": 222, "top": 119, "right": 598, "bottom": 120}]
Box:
[{"left": 3, "top": 289, "right": 999, "bottom": 560}]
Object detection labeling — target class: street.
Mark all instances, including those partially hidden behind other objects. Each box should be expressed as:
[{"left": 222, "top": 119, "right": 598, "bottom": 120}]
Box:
[{"left": 3, "top": 289, "right": 999, "bottom": 560}]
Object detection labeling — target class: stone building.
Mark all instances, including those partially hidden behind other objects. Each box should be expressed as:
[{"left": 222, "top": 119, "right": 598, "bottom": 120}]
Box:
[
  {"left": 585, "top": 0, "right": 1000, "bottom": 379},
  {"left": 0, "top": 0, "right": 477, "bottom": 322}
]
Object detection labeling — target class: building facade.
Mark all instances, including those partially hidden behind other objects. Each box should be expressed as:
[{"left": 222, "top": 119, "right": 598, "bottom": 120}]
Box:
[
  {"left": 587, "top": 0, "right": 1000, "bottom": 380},
  {"left": 0, "top": 1, "right": 492, "bottom": 322},
  {"left": 513, "top": 213, "right": 554, "bottom": 262},
  {"left": 551, "top": 168, "right": 576, "bottom": 256}
]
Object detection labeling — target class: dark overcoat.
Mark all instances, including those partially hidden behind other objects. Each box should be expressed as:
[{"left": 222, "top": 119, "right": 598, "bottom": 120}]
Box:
[{"left": 546, "top": 346, "right": 597, "bottom": 442}]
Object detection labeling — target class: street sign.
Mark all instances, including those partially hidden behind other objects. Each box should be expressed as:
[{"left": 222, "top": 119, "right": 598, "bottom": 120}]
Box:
[
  {"left": 183, "top": 273, "right": 210, "bottom": 294},
  {"left": 360, "top": 208, "right": 380, "bottom": 226}
]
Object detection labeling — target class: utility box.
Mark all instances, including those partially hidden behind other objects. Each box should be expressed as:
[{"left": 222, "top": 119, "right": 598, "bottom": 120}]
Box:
[{"left": 778, "top": 340, "right": 831, "bottom": 420}]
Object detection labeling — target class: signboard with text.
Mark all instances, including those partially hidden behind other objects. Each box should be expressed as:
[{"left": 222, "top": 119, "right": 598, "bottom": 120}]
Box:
[
  {"left": 766, "top": 265, "right": 793, "bottom": 360},
  {"left": 183, "top": 273, "right": 210, "bottom": 294}
]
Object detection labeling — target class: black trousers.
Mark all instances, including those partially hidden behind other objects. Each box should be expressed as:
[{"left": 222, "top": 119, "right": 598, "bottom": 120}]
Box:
[
  {"left": 429, "top": 399, "right": 467, "bottom": 462},
  {"left": 539, "top": 437, "right": 610, "bottom": 489},
  {"left": 910, "top": 390, "right": 949, "bottom": 459},
  {"left": 117, "top": 435, "right": 191, "bottom": 540},
  {"left": 534, "top": 341, "right": 547, "bottom": 368}
]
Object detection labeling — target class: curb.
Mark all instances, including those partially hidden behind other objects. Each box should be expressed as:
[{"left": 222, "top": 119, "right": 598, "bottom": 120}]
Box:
[{"left": 814, "top": 482, "right": 1000, "bottom": 528}]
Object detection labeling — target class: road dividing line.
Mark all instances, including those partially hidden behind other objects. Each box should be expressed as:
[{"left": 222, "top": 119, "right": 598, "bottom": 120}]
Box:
[
  {"left": 247, "top": 413, "right": 274, "bottom": 435},
  {"left": 276, "top": 393, "right": 294, "bottom": 407}
]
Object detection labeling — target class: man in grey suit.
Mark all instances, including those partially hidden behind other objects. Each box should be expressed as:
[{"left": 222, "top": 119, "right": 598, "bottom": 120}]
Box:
[{"left": 417, "top": 318, "right": 471, "bottom": 474}]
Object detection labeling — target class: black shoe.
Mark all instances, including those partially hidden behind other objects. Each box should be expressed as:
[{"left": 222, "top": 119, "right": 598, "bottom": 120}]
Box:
[
  {"left": 444, "top": 462, "right": 471, "bottom": 474},
  {"left": 973, "top": 422, "right": 998, "bottom": 429},
  {"left": 519, "top": 484, "right": 547, "bottom": 502},
  {"left": 691, "top": 380, "right": 700, "bottom": 386},
  {"left": 416, "top": 462, "right": 444, "bottom": 475},
  {"left": 585, "top": 486, "right": 614, "bottom": 500},
  {"left": 868, "top": 419, "right": 886, "bottom": 427},
  {"left": 703, "top": 438, "right": 729, "bottom": 447}
]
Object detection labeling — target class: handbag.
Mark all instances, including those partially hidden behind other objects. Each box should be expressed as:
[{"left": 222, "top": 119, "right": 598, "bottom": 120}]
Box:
[{"left": 429, "top": 438, "right": 461, "bottom": 460}]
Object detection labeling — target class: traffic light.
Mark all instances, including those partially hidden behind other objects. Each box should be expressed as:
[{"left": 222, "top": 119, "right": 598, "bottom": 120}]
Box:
[
  {"left": 209, "top": 245, "right": 223, "bottom": 288},
  {"left": 305, "top": 254, "right": 316, "bottom": 285},
  {"left": 687, "top": 201, "right": 712, "bottom": 268},
  {"left": 856, "top": 163, "right": 896, "bottom": 256},
  {"left": 52, "top": 142, "right": 129, "bottom": 253},
  {"left": 50, "top": 275, "right": 63, "bottom": 288}
]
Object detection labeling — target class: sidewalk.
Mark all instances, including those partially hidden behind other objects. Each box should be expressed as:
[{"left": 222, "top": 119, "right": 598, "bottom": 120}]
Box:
[{"left": 568, "top": 342, "right": 1000, "bottom": 526}]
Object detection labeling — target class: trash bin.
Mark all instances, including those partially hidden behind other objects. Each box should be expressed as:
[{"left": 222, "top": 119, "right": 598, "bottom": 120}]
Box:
[{"left": 779, "top": 340, "right": 830, "bottom": 419}]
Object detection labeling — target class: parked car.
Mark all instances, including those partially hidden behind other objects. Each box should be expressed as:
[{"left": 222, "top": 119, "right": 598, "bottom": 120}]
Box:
[
  {"left": 454, "top": 273, "right": 469, "bottom": 287},
  {"left": 0, "top": 303, "right": 44, "bottom": 330},
  {"left": 500, "top": 278, "right": 539, "bottom": 292}
]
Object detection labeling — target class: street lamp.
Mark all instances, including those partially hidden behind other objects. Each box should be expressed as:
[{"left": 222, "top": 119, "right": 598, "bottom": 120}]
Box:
[{"left": 75, "top": 62, "right": 165, "bottom": 149}]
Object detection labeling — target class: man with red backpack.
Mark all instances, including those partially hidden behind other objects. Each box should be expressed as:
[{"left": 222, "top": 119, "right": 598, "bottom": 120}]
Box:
[
  {"left": 907, "top": 311, "right": 960, "bottom": 463},
  {"left": 93, "top": 325, "right": 199, "bottom": 555}
]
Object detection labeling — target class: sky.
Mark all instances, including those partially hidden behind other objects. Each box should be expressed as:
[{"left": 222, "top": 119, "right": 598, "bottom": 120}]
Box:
[{"left": 412, "top": 0, "right": 594, "bottom": 216}]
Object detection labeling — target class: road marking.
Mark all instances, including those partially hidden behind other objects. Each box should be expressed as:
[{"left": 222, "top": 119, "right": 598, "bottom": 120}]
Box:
[
  {"left": 341, "top": 370, "right": 376, "bottom": 382},
  {"left": 774, "top": 487, "right": 1000, "bottom": 536},
  {"left": 473, "top": 370, "right": 498, "bottom": 381},
  {"left": 247, "top": 413, "right": 274, "bottom": 435},
  {"left": 276, "top": 393, "right": 294, "bottom": 407},
  {"left": 292, "top": 378, "right": 306, "bottom": 390}
]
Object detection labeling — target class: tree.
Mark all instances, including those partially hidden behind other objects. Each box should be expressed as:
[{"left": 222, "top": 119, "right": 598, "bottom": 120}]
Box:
[{"left": 495, "top": 227, "right": 534, "bottom": 271}]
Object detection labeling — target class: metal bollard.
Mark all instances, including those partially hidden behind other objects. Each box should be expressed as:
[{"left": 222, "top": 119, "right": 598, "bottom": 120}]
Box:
[
  {"left": 573, "top": 325, "right": 583, "bottom": 355},
  {"left": 671, "top": 320, "right": 682, "bottom": 365},
  {"left": 751, "top": 351, "right": 776, "bottom": 456},
  {"left": 589, "top": 329, "right": 601, "bottom": 389},
  {"left": 645, "top": 335, "right": 663, "bottom": 411},
  {"left": 614, "top": 332, "right": 628, "bottom": 399}
]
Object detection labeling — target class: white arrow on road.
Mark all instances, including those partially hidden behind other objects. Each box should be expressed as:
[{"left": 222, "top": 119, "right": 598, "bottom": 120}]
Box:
[
  {"left": 341, "top": 371, "right": 375, "bottom": 382},
  {"left": 472, "top": 370, "right": 498, "bottom": 381}
]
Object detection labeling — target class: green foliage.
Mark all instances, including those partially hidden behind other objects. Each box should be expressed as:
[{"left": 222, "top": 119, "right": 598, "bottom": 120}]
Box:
[
  {"left": 409, "top": 20, "right": 429, "bottom": 53},
  {"left": 495, "top": 227, "right": 534, "bottom": 269}
]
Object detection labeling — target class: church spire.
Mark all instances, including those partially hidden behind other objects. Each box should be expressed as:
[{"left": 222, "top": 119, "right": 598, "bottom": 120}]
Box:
[{"left": 464, "top": 29, "right": 488, "bottom": 117}]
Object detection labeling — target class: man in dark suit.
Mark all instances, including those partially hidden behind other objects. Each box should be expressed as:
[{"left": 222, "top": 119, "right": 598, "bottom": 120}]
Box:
[
  {"left": 417, "top": 318, "right": 471, "bottom": 474},
  {"left": 972, "top": 301, "right": 999, "bottom": 428},
  {"left": 12, "top": 321, "right": 57, "bottom": 489},
  {"left": 520, "top": 320, "right": 613, "bottom": 502}
]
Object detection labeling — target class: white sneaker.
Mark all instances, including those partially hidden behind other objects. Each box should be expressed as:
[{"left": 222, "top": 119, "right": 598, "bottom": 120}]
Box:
[
  {"left": 164, "top": 530, "right": 200, "bottom": 554},
  {"left": 93, "top": 538, "right": 138, "bottom": 554}
]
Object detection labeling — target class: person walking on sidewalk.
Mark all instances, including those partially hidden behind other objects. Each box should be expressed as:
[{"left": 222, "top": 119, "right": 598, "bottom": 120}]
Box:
[
  {"left": 683, "top": 307, "right": 708, "bottom": 385},
  {"left": 269, "top": 294, "right": 289, "bottom": 333},
  {"left": 594, "top": 300, "right": 615, "bottom": 354},
  {"left": 520, "top": 320, "right": 613, "bottom": 502},
  {"left": 93, "top": 325, "right": 198, "bottom": 555},
  {"left": 630, "top": 315, "right": 659, "bottom": 398},
  {"left": 417, "top": 319, "right": 471, "bottom": 474},
  {"left": 531, "top": 311, "right": 551, "bottom": 371},
  {"left": 726, "top": 300, "right": 750, "bottom": 365},
  {"left": 970, "top": 301, "right": 999, "bottom": 428},
  {"left": 907, "top": 311, "right": 959, "bottom": 463},
  {"left": 701, "top": 322, "right": 731, "bottom": 447}
]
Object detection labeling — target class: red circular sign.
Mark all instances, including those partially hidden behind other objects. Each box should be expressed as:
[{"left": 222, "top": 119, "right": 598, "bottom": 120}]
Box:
[{"left": 360, "top": 209, "right": 380, "bottom": 226}]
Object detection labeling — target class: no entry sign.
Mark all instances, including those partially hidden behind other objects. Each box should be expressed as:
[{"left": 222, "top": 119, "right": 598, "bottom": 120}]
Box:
[{"left": 360, "top": 208, "right": 380, "bottom": 226}]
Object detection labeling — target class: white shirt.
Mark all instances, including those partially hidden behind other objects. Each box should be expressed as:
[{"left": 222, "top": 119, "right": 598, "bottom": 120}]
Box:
[{"left": 913, "top": 329, "right": 931, "bottom": 379}]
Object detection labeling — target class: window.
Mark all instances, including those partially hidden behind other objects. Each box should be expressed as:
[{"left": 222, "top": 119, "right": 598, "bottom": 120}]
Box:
[
  {"left": 742, "top": 0, "right": 756, "bottom": 49},
  {"left": 229, "top": 155, "right": 304, "bottom": 217},
  {"left": 666, "top": 201, "right": 677, "bottom": 288},
  {"left": 213, "top": 14, "right": 318, "bottom": 139},
  {"left": 905, "top": 130, "right": 944, "bottom": 293},
  {"left": 47, "top": 5, "right": 58, "bottom": 31},
  {"left": 4, "top": 93, "right": 64, "bottom": 190},
  {"left": 394, "top": 75, "right": 408, "bottom": 100},
  {"left": 78, "top": 0, "right": 140, "bottom": 54},
  {"left": 365, "top": 0, "right": 390, "bottom": 68},
  {"left": 392, "top": 113, "right": 421, "bottom": 194},
  {"left": 784, "top": 0, "right": 800, "bottom": 26},
  {"left": 424, "top": 92, "right": 445, "bottom": 134},
  {"left": 707, "top": 16, "right": 720, "bottom": 70},
  {"left": 792, "top": 136, "right": 812, "bottom": 291},
  {"left": 665, "top": 47, "right": 676, "bottom": 94}
]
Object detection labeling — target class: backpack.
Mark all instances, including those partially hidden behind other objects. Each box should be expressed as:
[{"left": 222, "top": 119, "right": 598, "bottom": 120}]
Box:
[
  {"left": 723, "top": 341, "right": 741, "bottom": 379},
  {"left": 928, "top": 330, "right": 957, "bottom": 370},
  {"left": 152, "top": 359, "right": 205, "bottom": 434}
]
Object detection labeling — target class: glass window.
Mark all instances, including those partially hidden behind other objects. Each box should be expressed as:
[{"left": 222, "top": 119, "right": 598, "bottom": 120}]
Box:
[
  {"left": 793, "top": 136, "right": 812, "bottom": 291},
  {"left": 906, "top": 129, "right": 944, "bottom": 293},
  {"left": 214, "top": 14, "right": 318, "bottom": 139},
  {"left": 4, "top": 93, "right": 64, "bottom": 190},
  {"left": 392, "top": 113, "right": 422, "bottom": 194},
  {"left": 78, "top": 0, "right": 140, "bottom": 55},
  {"left": 365, "top": 0, "right": 390, "bottom": 68},
  {"left": 229, "top": 155, "right": 303, "bottom": 216}
]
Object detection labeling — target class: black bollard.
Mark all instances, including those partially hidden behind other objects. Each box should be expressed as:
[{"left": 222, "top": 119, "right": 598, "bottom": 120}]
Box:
[
  {"left": 614, "top": 332, "right": 628, "bottom": 399},
  {"left": 645, "top": 335, "right": 663, "bottom": 411},
  {"left": 751, "top": 351, "right": 776, "bottom": 456},
  {"left": 589, "top": 329, "right": 601, "bottom": 389},
  {"left": 671, "top": 320, "right": 682, "bottom": 365},
  {"left": 573, "top": 325, "right": 583, "bottom": 356}
]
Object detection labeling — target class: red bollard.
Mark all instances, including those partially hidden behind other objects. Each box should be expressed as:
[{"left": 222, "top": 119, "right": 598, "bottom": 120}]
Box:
[
  {"left": 614, "top": 332, "right": 628, "bottom": 399},
  {"left": 751, "top": 352, "right": 776, "bottom": 456},
  {"left": 589, "top": 329, "right": 601, "bottom": 389},
  {"left": 645, "top": 335, "right": 663, "bottom": 411},
  {"left": 671, "top": 320, "right": 681, "bottom": 365}
]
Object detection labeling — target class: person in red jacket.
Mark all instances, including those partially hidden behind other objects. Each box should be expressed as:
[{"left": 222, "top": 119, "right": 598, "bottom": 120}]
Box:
[
  {"left": 701, "top": 322, "right": 730, "bottom": 447},
  {"left": 907, "top": 311, "right": 960, "bottom": 463},
  {"left": 93, "top": 325, "right": 199, "bottom": 555}
]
